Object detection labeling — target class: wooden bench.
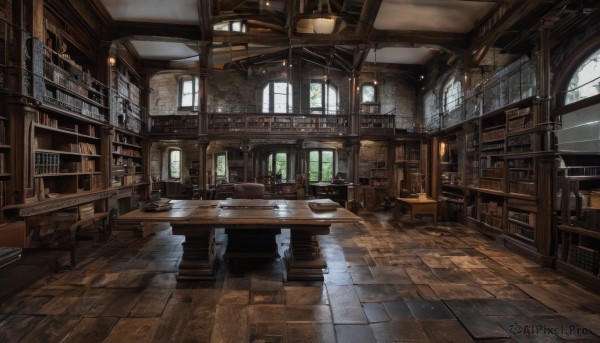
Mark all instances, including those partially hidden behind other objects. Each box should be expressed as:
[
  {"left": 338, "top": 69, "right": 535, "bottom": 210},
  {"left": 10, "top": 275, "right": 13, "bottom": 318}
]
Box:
[{"left": 47, "top": 211, "right": 110, "bottom": 266}]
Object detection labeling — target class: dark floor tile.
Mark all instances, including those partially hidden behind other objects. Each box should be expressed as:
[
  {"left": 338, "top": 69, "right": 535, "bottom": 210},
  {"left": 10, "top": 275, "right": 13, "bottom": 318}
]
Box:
[
  {"left": 471, "top": 299, "right": 526, "bottom": 316},
  {"left": 286, "top": 305, "right": 332, "bottom": 323},
  {"left": 382, "top": 301, "right": 414, "bottom": 320},
  {"left": 432, "top": 268, "right": 477, "bottom": 284},
  {"left": 354, "top": 284, "right": 402, "bottom": 302},
  {"left": 420, "top": 319, "right": 475, "bottom": 343},
  {"left": 444, "top": 300, "right": 510, "bottom": 340},
  {"left": 335, "top": 324, "right": 376, "bottom": 343},
  {"left": 362, "top": 302, "right": 391, "bottom": 323},
  {"left": 406, "top": 300, "right": 455, "bottom": 320},
  {"left": 285, "top": 286, "right": 329, "bottom": 305},
  {"left": 370, "top": 321, "right": 430, "bottom": 343},
  {"left": 429, "top": 283, "right": 494, "bottom": 299}
]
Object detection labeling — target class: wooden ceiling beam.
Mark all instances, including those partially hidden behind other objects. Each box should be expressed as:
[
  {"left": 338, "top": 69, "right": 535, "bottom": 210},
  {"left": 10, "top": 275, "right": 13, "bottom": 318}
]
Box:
[
  {"left": 198, "top": 0, "right": 214, "bottom": 41},
  {"left": 372, "top": 30, "right": 468, "bottom": 51},
  {"left": 468, "top": 0, "right": 554, "bottom": 66},
  {"left": 111, "top": 21, "right": 202, "bottom": 41}
]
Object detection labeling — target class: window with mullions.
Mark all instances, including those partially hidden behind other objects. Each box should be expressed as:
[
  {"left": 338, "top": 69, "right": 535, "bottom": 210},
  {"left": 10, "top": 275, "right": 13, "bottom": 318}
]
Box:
[
  {"left": 169, "top": 148, "right": 181, "bottom": 179},
  {"left": 215, "top": 153, "right": 227, "bottom": 181},
  {"left": 268, "top": 152, "right": 288, "bottom": 180},
  {"left": 179, "top": 75, "right": 199, "bottom": 110},
  {"left": 213, "top": 20, "right": 247, "bottom": 32},
  {"left": 443, "top": 76, "right": 462, "bottom": 113},
  {"left": 308, "top": 150, "right": 334, "bottom": 182},
  {"left": 361, "top": 83, "right": 376, "bottom": 103},
  {"left": 565, "top": 47, "right": 600, "bottom": 105},
  {"left": 263, "top": 81, "right": 293, "bottom": 113},
  {"left": 310, "top": 81, "right": 338, "bottom": 114}
]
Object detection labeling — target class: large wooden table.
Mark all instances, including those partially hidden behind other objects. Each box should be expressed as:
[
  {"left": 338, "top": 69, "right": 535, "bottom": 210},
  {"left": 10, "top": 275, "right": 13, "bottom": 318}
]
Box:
[
  {"left": 395, "top": 197, "right": 437, "bottom": 228},
  {"left": 116, "top": 199, "right": 361, "bottom": 281}
]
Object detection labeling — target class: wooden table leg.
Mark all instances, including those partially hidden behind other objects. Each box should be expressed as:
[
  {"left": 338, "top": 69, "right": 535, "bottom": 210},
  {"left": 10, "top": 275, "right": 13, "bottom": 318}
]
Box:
[
  {"left": 172, "top": 225, "right": 218, "bottom": 281},
  {"left": 284, "top": 225, "right": 330, "bottom": 281}
]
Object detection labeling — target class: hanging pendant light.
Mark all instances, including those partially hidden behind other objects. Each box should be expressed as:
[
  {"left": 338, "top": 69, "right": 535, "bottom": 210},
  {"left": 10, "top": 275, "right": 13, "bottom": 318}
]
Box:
[{"left": 313, "top": 0, "right": 335, "bottom": 34}]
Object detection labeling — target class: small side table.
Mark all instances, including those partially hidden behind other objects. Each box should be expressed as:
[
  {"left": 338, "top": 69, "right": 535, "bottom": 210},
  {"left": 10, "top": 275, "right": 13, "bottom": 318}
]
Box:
[{"left": 395, "top": 197, "right": 437, "bottom": 227}]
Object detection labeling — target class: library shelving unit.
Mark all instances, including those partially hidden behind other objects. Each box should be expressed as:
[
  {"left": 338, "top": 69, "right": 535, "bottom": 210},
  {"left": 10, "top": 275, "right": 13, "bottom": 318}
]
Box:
[
  {"left": 111, "top": 129, "right": 146, "bottom": 188},
  {"left": 438, "top": 130, "right": 465, "bottom": 221},
  {"left": 0, "top": 108, "right": 10, "bottom": 213},
  {"left": 554, "top": 102, "right": 600, "bottom": 288},
  {"left": 110, "top": 57, "right": 145, "bottom": 134},
  {"left": 2, "top": 29, "right": 115, "bottom": 250},
  {"left": 394, "top": 137, "right": 423, "bottom": 197}
]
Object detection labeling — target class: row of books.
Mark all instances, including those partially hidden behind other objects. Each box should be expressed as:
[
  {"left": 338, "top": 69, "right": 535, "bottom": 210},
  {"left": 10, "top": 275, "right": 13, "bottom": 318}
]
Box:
[
  {"left": 0, "top": 120, "right": 7, "bottom": 145},
  {"left": 113, "top": 145, "right": 142, "bottom": 157},
  {"left": 44, "top": 88, "right": 104, "bottom": 122},
  {"left": 35, "top": 152, "right": 60, "bottom": 175},
  {"left": 57, "top": 142, "right": 98, "bottom": 155},
  {"left": 61, "top": 158, "right": 97, "bottom": 173},
  {"left": 34, "top": 112, "right": 99, "bottom": 137},
  {"left": 0, "top": 152, "right": 7, "bottom": 174},
  {"left": 0, "top": 180, "right": 6, "bottom": 207}
]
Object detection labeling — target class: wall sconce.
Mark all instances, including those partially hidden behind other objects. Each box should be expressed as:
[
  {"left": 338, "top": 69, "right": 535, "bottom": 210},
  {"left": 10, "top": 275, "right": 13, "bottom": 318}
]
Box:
[{"left": 108, "top": 56, "right": 116, "bottom": 67}]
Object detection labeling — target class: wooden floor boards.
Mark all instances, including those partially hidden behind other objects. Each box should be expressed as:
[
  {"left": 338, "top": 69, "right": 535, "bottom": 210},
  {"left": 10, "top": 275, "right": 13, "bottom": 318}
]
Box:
[{"left": 0, "top": 211, "right": 599, "bottom": 342}]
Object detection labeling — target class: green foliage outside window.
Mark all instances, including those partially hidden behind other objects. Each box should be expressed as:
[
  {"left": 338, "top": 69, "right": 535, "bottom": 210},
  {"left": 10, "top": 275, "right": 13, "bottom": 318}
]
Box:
[{"left": 215, "top": 153, "right": 226, "bottom": 177}]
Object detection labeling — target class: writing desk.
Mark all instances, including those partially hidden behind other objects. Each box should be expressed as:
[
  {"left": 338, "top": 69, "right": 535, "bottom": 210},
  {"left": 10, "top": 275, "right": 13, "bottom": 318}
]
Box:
[
  {"left": 395, "top": 197, "right": 437, "bottom": 228},
  {"left": 116, "top": 199, "right": 361, "bottom": 281}
]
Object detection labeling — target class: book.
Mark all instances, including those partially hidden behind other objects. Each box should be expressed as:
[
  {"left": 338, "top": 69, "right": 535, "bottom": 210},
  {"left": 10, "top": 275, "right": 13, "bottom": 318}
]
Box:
[{"left": 308, "top": 200, "right": 341, "bottom": 211}]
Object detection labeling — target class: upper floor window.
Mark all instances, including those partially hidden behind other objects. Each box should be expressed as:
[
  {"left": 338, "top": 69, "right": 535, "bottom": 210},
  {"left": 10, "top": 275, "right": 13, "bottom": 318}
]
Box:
[
  {"left": 214, "top": 20, "right": 247, "bottom": 32},
  {"left": 310, "top": 81, "right": 338, "bottom": 114},
  {"left": 263, "top": 81, "right": 293, "bottom": 113},
  {"left": 565, "top": 47, "right": 600, "bottom": 105},
  {"left": 443, "top": 76, "right": 462, "bottom": 113},
  {"left": 179, "top": 75, "right": 199, "bottom": 110},
  {"left": 169, "top": 148, "right": 181, "bottom": 179},
  {"left": 361, "top": 83, "right": 376, "bottom": 103}
]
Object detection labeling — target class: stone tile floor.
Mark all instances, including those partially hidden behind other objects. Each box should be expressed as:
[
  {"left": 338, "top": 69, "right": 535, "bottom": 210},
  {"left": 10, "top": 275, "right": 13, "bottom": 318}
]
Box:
[{"left": 0, "top": 211, "right": 599, "bottom": 342}]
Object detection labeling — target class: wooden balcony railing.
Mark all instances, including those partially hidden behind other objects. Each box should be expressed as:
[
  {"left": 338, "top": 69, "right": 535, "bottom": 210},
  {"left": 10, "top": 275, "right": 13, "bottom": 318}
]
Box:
[{"left": 149, "top": 112, "right": 416, "bottom": 137}]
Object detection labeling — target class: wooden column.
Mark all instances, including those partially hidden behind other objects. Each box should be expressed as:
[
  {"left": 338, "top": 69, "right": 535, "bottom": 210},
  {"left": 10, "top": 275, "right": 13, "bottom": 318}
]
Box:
[
  {"left": 197, "top": 139, "right": 209, "bottom": 190},
  {"left": 345, "top": 138, "right": 361, "bottom": 186},
  {"left": 536, "top": 23, "right": 553, "bottom": 260},
  {"left": 7, "top": 97, "right": 37, "bottom": 205}
]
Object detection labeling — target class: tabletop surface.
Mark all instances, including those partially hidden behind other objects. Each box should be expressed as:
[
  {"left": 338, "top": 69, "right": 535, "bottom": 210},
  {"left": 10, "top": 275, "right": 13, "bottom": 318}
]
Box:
[
  {"left": 396, "top": 197, "right": 437, "bottom": 204},
  {"left": 117, "top": 199, "right": 362, "bottom": 225}
]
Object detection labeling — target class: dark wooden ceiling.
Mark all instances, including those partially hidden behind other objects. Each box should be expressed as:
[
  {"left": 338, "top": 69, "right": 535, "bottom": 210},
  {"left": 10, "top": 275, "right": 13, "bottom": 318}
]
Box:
[{"left": 77, "top": 0, "right": 600, "bottom": 76}]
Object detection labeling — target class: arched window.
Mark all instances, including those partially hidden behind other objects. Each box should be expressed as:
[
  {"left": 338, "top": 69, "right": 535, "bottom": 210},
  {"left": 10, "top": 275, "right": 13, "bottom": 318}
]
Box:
[
  {"left": 262, "top": 81, "right": 293, "bottom": 113},
  {"left": 361, "top": 83, "right": 376, "bottom": 103},
  {"left": 565, "top": 47, "right": 600, "bottom": 105},
  {"left": 443, "top": 76, "right": 462, "bottom": 113},
  {"left": 310, "top": 80, "right": 338, "bottom": 114},
  {"left": 168, "top": 148, "right": 181, "bottom": 179}
]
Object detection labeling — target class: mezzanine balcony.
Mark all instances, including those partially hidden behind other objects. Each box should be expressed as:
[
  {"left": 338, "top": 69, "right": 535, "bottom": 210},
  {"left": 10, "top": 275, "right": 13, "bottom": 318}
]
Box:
[{"left": 149, "top": 106, "right": 422, "bottom": 139}]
